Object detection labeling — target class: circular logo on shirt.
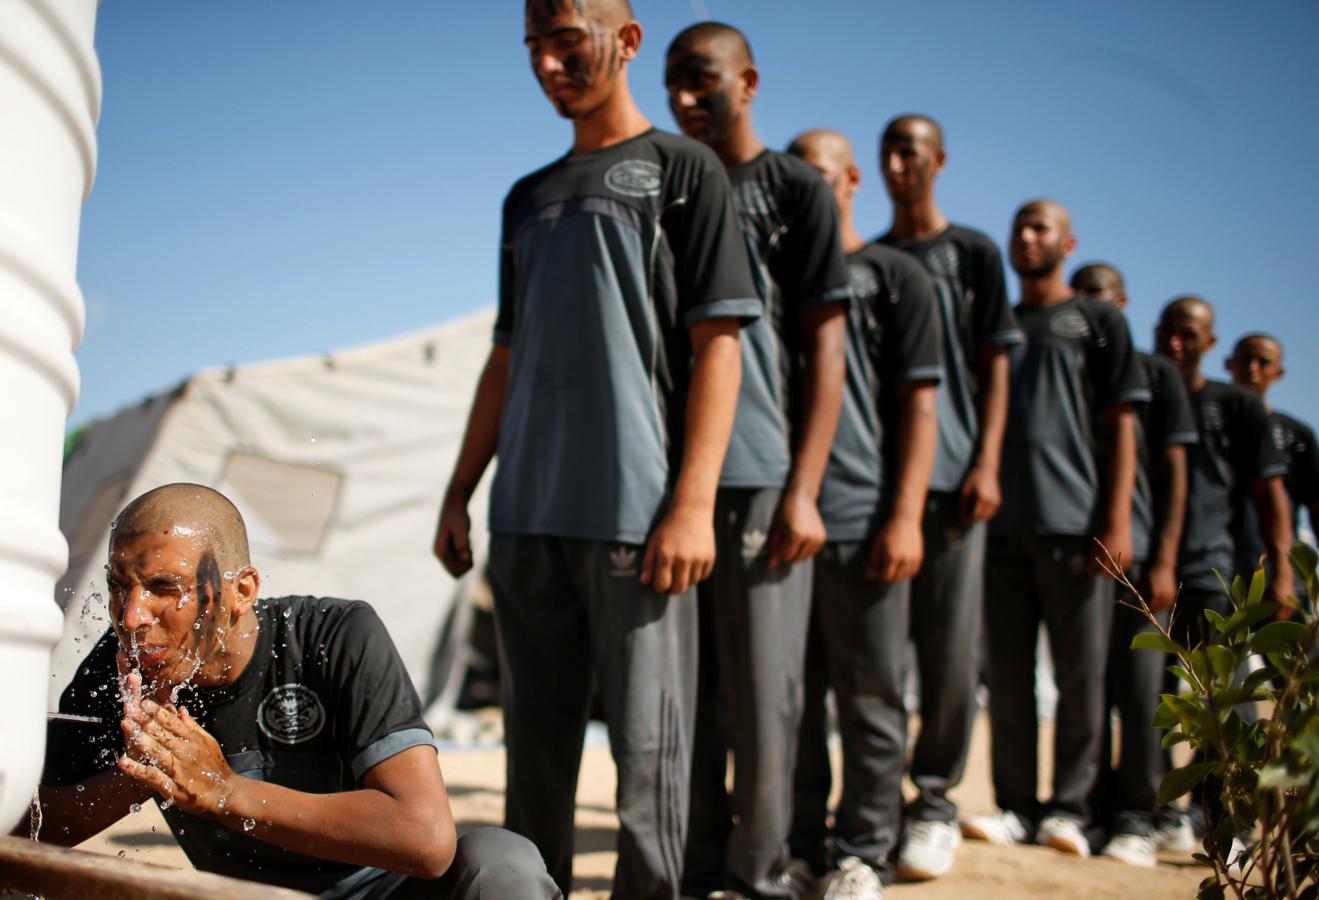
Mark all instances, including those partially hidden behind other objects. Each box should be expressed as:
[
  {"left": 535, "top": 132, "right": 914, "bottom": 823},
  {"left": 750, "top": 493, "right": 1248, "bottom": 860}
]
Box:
[
  {"left": 1049, "top": 311, "right": 1091, "bottom": 339},
  {"left": 258, "top": 683, "right": 325, "bottom": 745},
  {"left": 846, "top": 263, "right": 880, "bottom": 301},
  {"left": 925, "top": 243, "right": 960, "bottom": 277},
  {"left": 604, "top": 160, "right": 662, "bottom": 198}
]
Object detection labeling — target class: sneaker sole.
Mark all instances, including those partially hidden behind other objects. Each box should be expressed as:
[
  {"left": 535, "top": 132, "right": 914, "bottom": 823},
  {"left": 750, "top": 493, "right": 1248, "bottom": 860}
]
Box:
[
  {"left": 1100, "top": 850, "right": 1156, "bottom": 868},
  {"left": 1043, "top": 834, "right": 1090, "bottom": 857},
  {"left": 959, "top": 822, "right": 1012, "bottom": 845},
  {"left": 896, "top": 862, "right": 949, "bottom": 881}
]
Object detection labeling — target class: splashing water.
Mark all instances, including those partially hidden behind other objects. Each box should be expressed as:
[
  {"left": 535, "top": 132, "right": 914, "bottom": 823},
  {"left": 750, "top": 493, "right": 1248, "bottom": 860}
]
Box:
[{"left": 241, "top": 818, "right": 256, "bottom": 832}]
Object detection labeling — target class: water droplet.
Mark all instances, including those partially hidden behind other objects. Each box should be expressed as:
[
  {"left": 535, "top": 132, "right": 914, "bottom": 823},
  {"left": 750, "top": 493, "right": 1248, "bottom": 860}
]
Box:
[
  {"left": 242, "top": 818, "right": 256, "bottom": 832},
  {"left": 129, "top": 803, "right": 141, "bottom": 814},
  {"left": 117, "top": 850, "right": 126, "bottom": 858},
  {"left": 75, "top": 785, "right": 85, "bottom": 793}
]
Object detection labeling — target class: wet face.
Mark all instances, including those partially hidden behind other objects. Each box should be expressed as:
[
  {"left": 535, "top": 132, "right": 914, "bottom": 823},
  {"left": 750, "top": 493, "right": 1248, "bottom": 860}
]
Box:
[
  {"left": 106, "top": 529, "right": 230, "bottom": 691},
  {"left": 1010, "top": 208, "right": 1070, "bottom": 278},
  {"left": 1157, "top": 310, "right": 1215, "bottom": 370},
  {"left": 1227, "top": 336, "right": 1284, "bottom": 394},
  {"left": 879, "top": 122, "right": 943, "bottom": 203},
  {"left": 524, "top": 0, "right": 626, "bottom": 119},
  {"left": 664, "top": 41, "right": 741, "bottom": 145}
]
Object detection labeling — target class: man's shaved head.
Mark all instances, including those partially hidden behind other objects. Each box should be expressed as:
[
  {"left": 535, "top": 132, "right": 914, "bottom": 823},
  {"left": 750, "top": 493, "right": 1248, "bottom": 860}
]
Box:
[
  {"left": 1014, "top": 198, "right": 1072, "bottom": 232},
  {"left": 525, "top": 0, "right": 634, "bottom": 30},
  {"left": 787, "top": 129, "right": 854, "bottom": 169},
  {"left": 113, "top": 483, "right": 251, "bottom": 573},
  {"left": 882, "top": 114, "right": 944, "bottom": 153},
  {"left": 1071, "top": 262, "right": 1125, "bottom": 297},
  {"left": 1234, "top": 331, "right": 1283, "bottom": 360},
  {"left": 1159, "top": 294, "right": 1215, "bottom": 330},
  {"left": 668, "top": 21, "right": 754, "bottom": 66}
]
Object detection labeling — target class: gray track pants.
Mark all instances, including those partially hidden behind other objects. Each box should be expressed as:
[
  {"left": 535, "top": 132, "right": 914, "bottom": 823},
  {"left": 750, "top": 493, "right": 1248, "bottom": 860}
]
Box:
[
  {"left": 684, "top": 488, "right": 812, "bottom": 898},
  {"left": 984, "top": 533, "right": 1113, "bottom": 824},
  {"left": 489, "top": 533, "right": 698, "bottom": 900},
  {"left": 361, "top": 827, "right": 562, "bottom": 899},
  {"left": 792, "top": 540, "right": 910, "bottom": 882},
  {"left": 907, "top": 491, "right": 986, "bottom": 822}
]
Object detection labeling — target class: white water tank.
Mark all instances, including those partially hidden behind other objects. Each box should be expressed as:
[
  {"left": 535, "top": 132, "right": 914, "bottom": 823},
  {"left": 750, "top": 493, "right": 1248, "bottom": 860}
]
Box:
[{"left": 0, "top": 0, "right": 100, "bottom": 830}]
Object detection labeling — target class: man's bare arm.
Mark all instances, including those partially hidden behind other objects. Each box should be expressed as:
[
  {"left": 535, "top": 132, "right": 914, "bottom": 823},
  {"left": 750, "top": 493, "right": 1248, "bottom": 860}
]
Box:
[
  {"left": 869, "top": 381, "right": 938, "bottom": 582},
  {"left": 121, "top": 703, "right": 456, "bottom": 879},
  {"left": 641, "top": 318, "right": 741, "bottom": 594},
  {"left": 1146, "top": 443, "right": 1188, "bottom": 612},
  {"left": 961, "top": 347, "right": 1010, "bottom": 523},
  {"left": 433, "top": 346, "right": 510, "bottom": 576},
  {"left": 15, "top": 768, "right": 151, "bottom": 846},
  {"left": 1095, "top": 405, "right": 1138, "bottom": 572},
  {"left": 1252, "top": 476, "right": 1296, "bottom": 611},
  {"left": 767, "top": 303, "right": 847, "bottom": 568}
]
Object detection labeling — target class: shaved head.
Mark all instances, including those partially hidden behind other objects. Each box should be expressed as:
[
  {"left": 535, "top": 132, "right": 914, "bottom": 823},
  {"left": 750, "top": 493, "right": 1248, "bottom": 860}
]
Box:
[
  {"left": 882, "top": 114, "right": 944, "bottom": 153},
  {"left": 1233, "top": 331, "right": 1283, "bottom": 359},
  {"left": 113, "top": 483, "right": 251, "bottom": 574},
  {"left": 668, "top": 20, "right": 754, "bottom": 67},
  {"left": 1159, "top": 294, "right": 1215, "bottom": 330},
  {"left": 1014, "top": 198, "right": 1071, "bottom": 232},
  {"left": 525, "top": 0, "right": 633, "bottom": 29},
  {"left": 1071, "top": 262, "right": 1125, "bottom": 297},
  {"left": 787, "top": 128, "right": 854, "bottom": 169}
]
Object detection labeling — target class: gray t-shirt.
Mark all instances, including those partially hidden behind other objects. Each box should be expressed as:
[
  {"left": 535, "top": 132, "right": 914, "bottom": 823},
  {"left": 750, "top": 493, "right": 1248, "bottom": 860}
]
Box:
[
  {"left": 491, "top": 129, "right": 759, "bottom": 544},
  {"left": 1233, "top": 409, "right": 1319, "bottom": 576},
  {"left": 877, "top": 224, "right": 1022, "bottom": 492},
  {"left": 1131, "top": 351, "right": 1198, "bottom": 563},
  {"left": 994, "top": 295, "right": 1150, "bottom": 537},
  {"left": 1179, "top": 379, "right": 1288, "bottom": 588},
  {"left": 719, "top": 150, "right": 851, "bottom": 488},
  {"left": 819, "top": 243, "right": 943, "bottom": 541}
]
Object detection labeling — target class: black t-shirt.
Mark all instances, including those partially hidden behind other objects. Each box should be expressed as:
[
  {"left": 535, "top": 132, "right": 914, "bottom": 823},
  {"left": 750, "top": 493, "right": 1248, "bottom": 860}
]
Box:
[
  {"left": 1131, "top": 352, "right": 1199, "bottom": 563},
  {"left": 994, "top": 295, "right": 1150, "bottom": 536},
  {"left": 720, "top": 149, "right": 851, "bottom": 487},
  {"left": 492, "top": 127, "right": 760, "bottom": 542},
  {"left": 819, "top": 243, "right": 943, "bottom": 541},
  {"left": 1179, "top": 380, "right": 1288, "bottom": 588},
  {"left": 877, "top": 224, "right": 1022, "bottom": 491},
  {"left": 1232, "top": 408, "right": 1319, "bottom": 577},
  {"left": 44, "top": 596, "right": 433, "bottom": 898}
]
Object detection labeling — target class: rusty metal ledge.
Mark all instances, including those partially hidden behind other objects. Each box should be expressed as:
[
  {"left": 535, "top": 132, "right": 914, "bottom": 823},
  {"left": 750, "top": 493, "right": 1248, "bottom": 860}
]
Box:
[{"left": 0, "top": 836, "right": 311, "bottom": 899}]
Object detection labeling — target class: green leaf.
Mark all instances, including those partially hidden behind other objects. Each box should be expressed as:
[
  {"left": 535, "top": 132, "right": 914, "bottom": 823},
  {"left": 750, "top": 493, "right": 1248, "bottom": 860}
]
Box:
[
  {"left": 1203, "top": 608, "right": 1229, "bottom": 633},
  {"left": 1249, "top": 620, "right": 1310, "bottom": 652},
  {"left": 1131, "top": 631, "right": 1184, "bottom": 655},
  {"left": 1247, "top": 566, "right": 1266, "bottom": 605},
  {"left": 1168, "top": 665, "right": 1195, "bottom": 685},
  {"left": 1290, "top": 542, "right": 1318, "bottom": 583},
  {"left": 1229, "top": 573, "right": 1247, "bottom": 608},
  {"left": 1159, "top": 761, "right": 1216, "bottom": 806},
  {"left": 1162, "top": 730, "right": 1192, "bottom": 750},
  {"left": 1197, "top": 877, "right": 1225, "bottom": 900},
  {"left": 1220, "top": 601, "right": 1282, "bottom": 636},
  {"left": 1206, "top": 645, "right": 1236, "bottom": 682},
  {"left": 1152, "top": 701, "right": 1181, "bottom": 728}
]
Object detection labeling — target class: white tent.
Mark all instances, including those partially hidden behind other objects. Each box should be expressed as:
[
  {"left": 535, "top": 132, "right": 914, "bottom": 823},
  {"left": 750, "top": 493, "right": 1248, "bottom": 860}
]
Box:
[{"left": 51, "top": 308, "right": 497, "bottom": 732}]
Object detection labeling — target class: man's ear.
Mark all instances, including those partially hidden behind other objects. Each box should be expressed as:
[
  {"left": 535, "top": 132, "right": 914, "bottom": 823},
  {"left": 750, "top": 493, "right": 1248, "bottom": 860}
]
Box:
[
  {"left": 1115, "top": 292, "right": 1128, "bottom": 311},
  {"left": 846, "top": 162, "right": 862, "bottom": 195},
  {"left": 232, "top": 565, "right": 260, "bottom": 616},
  {"left": 932, "top": 147, "right": 947, "bottom": 176},
  {"left": 740, "top": 64, "right": 760, "bottom": 102},
  {"left": 619, "top": 20, "right": 643, "bottom": 60},
  {"left": 1063, "top": 231, "right": 1078, "bottom": 257}
]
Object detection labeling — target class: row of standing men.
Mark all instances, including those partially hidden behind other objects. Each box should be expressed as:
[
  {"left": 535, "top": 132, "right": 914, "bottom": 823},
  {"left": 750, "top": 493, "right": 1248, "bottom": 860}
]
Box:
[{"left": 433, "top": 9, "right": 1316, "bottom": 900}]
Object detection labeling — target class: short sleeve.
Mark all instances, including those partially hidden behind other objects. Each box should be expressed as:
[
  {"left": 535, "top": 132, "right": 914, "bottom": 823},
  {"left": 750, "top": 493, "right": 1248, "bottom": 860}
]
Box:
[
  {"left": 42, "top": 632, "right": 124, "bottom": 787},
  {"left": 883, "top": 257, "right": 943, "bottom": 385},
  {"left": 318, "top": 604, "right": 433, "bottom": 783},
  {"left": 1092, "top": 303, "right": 1150, "bottom": 408},
  {"left": 969, "top": 236, "right": 1021, "bottom": 348},
  {"left": 493, "top": 190, "right": 519, "bottom": 347},
  {"left": 775, "top": 169, "right": 850, "bottom": 314},
  {"left": 668, "top": 154, "right": 761, "bottom": 329},
  {"left": 1241, "top": 394, "right": 1288, "bottom": 481},
  {"left": 1291, "top": 421, "right": 1319, "bottom": 506},
  {"left": 1148, "top": 359, "right": 1198, "bottom": 449}
]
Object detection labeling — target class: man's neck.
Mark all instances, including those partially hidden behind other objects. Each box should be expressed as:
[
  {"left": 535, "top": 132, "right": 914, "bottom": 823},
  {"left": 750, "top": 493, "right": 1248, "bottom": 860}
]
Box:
[
  {"left": 1182, "top": 365, "right": 1208, "bottom": 393},
  {"left": 888, "top": 195, "right": 948, "bottom": 240},
  {"left": 711, "top": 121, "right": 765, "bottom": 170},
  {"left": 1018, "top": 270, "right": 1072, "bottom": 307},
  {"left": 570, "top": 82, "right": 652, "bottom": 156},
  {"left": 194, "top": 607, "right": 261, "bottom": 691}
]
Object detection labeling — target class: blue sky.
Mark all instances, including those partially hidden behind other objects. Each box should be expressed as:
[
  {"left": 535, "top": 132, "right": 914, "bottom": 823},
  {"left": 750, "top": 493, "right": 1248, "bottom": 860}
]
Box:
[{"left": 74, "top": 1, "right": 1319, "bottom": 428}]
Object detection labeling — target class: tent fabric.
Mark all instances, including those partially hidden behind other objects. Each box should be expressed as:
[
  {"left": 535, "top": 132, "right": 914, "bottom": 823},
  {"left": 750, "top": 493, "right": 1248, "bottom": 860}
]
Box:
[{"left": 51, "top": 308, "right": 497, "bottom": 722}]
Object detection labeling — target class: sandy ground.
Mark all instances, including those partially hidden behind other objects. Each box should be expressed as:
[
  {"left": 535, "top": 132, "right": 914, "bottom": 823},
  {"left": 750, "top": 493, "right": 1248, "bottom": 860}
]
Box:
[{"left": 76, "top": 712, "right": 1207, "bottom": 898}]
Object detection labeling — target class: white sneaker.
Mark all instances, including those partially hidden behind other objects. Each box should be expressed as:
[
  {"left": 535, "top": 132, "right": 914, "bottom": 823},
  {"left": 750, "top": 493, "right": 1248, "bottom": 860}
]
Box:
[
  {"left": 1226, "top": 836, "right": 1253, "bottom": 877},
  {"left": 1152, "top": 814, "right": 1197, "bottom": 853},
  {"left": 1037, "top": 815, "right": 1091, "bottom": 857},
  {"left": 960, "top": 809, "right": 1030, "bottom": 846},
  {"left": 820, "top": 856, "right": 885, "bottom": 900},
  {"left": 897, "top": 820, "right": 961, "bottom": 880},
  {"left": 1100, "top": 833, "right": 1157, "bottom": 868}
]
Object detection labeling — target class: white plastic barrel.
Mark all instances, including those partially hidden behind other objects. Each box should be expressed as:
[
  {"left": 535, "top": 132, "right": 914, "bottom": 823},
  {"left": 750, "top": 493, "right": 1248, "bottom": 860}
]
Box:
[{"left": 0, "top": 0, "right": 100, "bottom": 830}]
